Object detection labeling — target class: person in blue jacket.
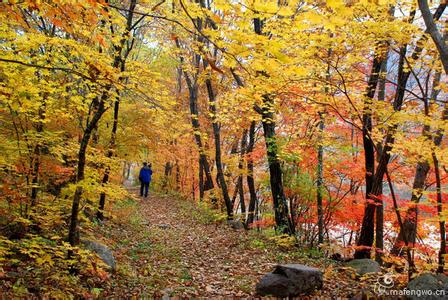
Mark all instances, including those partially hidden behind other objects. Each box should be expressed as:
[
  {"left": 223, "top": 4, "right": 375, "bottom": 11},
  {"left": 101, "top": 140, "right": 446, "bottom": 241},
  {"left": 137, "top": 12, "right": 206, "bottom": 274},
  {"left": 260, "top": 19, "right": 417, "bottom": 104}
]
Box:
[{"left": 139, "top": 162, "right": 153, "bottom": 197}]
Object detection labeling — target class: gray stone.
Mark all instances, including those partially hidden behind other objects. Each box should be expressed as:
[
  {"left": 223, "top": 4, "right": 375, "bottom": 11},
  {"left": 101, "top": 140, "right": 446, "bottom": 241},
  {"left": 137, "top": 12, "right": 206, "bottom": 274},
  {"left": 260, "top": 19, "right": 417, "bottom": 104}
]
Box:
[
  {"left": 346, "top": 259, "right": 380, "bottom": 275},
  {"left": 256, "top": 264, "right": 323, "bottom": 297},
  {"left": 227, "top": 219, "right": 244, "bottom": 230},
  {"left": 157, "top": 224, "right": 171, "bottom": 229},
  {"left": 407, "top": 273, "right": 448, "bottom": 300},
  {"left": 161, "top": 288, "right": 174, "bottom": 300},
  {"left": 82, "top": 240, "right": 116, "bottom": 270}
]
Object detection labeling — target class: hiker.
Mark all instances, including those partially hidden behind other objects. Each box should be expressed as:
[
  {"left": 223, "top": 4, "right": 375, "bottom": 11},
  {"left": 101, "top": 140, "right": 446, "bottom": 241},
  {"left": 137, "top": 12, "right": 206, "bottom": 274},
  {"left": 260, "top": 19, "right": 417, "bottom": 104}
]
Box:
[{"left": 139, "top": 162, "right": 153, "bottom": 197}]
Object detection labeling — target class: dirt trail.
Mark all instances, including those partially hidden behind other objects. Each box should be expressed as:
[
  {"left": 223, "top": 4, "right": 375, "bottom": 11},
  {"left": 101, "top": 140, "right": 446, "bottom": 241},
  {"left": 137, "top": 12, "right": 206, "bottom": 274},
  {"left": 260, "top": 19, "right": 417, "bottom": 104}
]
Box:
[
  {"left": 129, "top": 189, "right": 275, "bottom": 297},
  {"left": 102, "top": 187, "right": 374, "bottom": 298}
]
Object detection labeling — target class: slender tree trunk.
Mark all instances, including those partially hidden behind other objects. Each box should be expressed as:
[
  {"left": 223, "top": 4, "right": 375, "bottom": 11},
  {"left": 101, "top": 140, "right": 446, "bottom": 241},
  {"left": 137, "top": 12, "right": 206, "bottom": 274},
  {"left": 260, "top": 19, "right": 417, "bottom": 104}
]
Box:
[
  {"left": 418, "top": 1, "right": 448, "bottom": 74},
  {"left": 68, "top": 0, "right": 137, "bottom": 243},
  {"left": 246, "top": 121, "right": 258, "bottom": 227},
  {"left": 68, "top": 186, "right": 83, "bottom": 247},
  {"left": 238, "top": 130, "right": 248, "bottom": 220},
  {"left": 184, "top": 75, "right": 214, "bottom": 194},
  {"left": 229, "top": 70, "right": 257, "bottom": 227},
  {"left": 68, "top": 101, "right": 107, "bottom": 247},
  {"left": 97, "top": 97, "right": 120, "bottom": 220},
  {"left": 386, "top": 169, "right": 415, "bottom": 278},
  {"left": 199, "top": 157, "right": 205, "bottom": 200},
  {"left": 175, "top": 158, "right": 180, "bottom": 190},
  {"left": 97, "top": 0, "right": 137, "bottom": 221},
  {"left": 205, "top": 78, "right": 233, "bottom": 218},
  {"left": 30, "top": 91, "right": 49, "bottom": 207},
  {"left": 316, "top": 111, "right": 325, "bottom": 244},
  {"left": 375, "top": 57, "right": 387, "bottom": 264},
  {"left": 433, "top": 152, "right": 446, "bottom": 273}
]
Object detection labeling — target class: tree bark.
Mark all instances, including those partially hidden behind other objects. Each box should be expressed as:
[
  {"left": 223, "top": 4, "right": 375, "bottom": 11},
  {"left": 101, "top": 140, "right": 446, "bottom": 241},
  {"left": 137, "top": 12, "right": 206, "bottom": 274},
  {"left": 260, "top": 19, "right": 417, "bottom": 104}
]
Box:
[
  {"left": 354, "top": 50, "right": 385, "bottom": 259},
  {"left": 199, "top": 157, "right": 205, "bottom": 200},
  {"left": 246, "top": 121, "right": 258, "bottom": 227},
  {"left": 230, "top": 69, "right": 258, "bottom": 227},
  {"left": 392, "top": 70, "right": 442, "bottom": 255},
  {"left": 238, "top": 130, "right": 248, "bottom": 220},
  {"left": 375, "top": 57, "right": 387, "bottom": 264},
  {"left": 252, "top": 17, "right": 294, "bottom": 234},
  {"left": 97, "top": 0, "right": 137, "bottom": 221},
  {"left": 355, "top": 4, "right": 445, "bottom": 258},
  {"left": 30, "top": 98, "right": 46, "bottom": 207},
  {"left": 418, "top": 1, "right": 448, "bottom": 74},
  {"left": 261, "top": 95, "right": 294, "bottom": 235},
  {"left": 433, "top": 152, "right": 446, "bottom": 273},
  {"left": 354, "top": 4, "right": 442, "bottom": 256},
  {"left": 316, "top": 111, "right": 324, "bottom": 244},
  {"left": 205, "top": 77, "right": 233, "bottom": 219},
  {"left": 68, "top": 0, "right": 138, "bottom": 244}
]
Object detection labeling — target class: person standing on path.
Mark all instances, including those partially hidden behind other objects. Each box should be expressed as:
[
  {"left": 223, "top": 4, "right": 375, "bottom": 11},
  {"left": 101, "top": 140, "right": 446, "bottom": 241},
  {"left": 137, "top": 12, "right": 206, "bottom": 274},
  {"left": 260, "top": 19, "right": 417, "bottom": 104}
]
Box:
[{"left": 139, "top": 162, "right": 153, "bottom": 198}]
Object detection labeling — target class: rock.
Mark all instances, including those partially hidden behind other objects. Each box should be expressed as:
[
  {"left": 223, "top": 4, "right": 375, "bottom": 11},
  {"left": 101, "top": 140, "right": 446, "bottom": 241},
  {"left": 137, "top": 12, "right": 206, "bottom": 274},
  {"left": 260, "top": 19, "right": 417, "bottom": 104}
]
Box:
[
  {"left": 157, "top": 224, "right": 171, "bottom": 229},
  {"left": 330, "top": 253, "right": 352, "bottom": 262},
  {"left": 349, "top": 290, "right": 368, "bottom": 300},
  {"left": 82, "top": 240, "right": 116, "bottom": 270},
  {"left": 227, "top": 219, "right": 244, "bottom": 230},
  {"left": 256, "top": 264, "right": 323, "bottom": 297},
  {"left": 161, "top": 288, "right": 174, "bottom": 300},
  {"left": 346, "top": 259, "right": 380, "bottom": 275},
  {"left": 2, "top": 221, "right": 28, "bottom": 240},
  {"left": 407, "top": 273, "right": 448, "bottom": 300}
]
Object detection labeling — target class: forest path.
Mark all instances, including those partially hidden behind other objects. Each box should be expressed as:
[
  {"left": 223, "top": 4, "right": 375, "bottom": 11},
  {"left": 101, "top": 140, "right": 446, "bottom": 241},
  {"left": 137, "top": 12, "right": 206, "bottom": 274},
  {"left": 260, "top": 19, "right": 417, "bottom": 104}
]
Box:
[
  {"left": 103, "top": 185, "right": 278, "bottom": 298},
  {"left": 100, "top": 185, "right": 370, "bottom": 298}
]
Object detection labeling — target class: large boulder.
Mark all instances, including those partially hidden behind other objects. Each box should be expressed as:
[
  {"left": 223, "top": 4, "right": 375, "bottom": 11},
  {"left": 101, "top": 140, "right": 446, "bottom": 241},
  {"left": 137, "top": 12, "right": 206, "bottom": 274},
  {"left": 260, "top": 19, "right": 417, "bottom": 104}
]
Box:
[
  {"left": 346, "top": 259, "right": 380, "bottom": 275},
  {"left": 256, "top": 264, "right": 323, "bottom": 297},
  {"left": 407, "top": 273, "right": 448, "bottom": 300},
  {"left": 227, "top": 219, "right": 244, "bottom": 230},
  {"left": 82, "top": 240, "right": 116, "bottom": 270}
]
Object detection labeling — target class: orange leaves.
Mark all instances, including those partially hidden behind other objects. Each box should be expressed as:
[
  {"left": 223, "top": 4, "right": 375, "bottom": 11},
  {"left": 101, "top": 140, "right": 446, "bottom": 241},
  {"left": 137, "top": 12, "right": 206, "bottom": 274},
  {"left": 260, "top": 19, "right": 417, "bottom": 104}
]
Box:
[
  {"left": 205, "top": 57, "right": 225, "bottom": 74},
  {"left": 249, "top": 217, "right": 276, "bottom": 229}
]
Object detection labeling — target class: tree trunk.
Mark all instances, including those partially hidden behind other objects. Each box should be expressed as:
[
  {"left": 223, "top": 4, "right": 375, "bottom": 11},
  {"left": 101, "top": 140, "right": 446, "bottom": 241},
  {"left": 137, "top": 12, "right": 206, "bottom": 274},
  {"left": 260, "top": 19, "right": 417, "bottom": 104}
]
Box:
[
  {"left": 246, "top": 121, "right": 258, "bottom": 227},
  {"left": 316, "top": 111, "right": 324, "bottom": 244},
  {"left": 229, "top": 70, "right": 257, "bottom": 227},
  {"left": 97, "top": 0, "right": 137, "bottom": 221},
  {"left": 205, "top": 78, "right": 233, "bottom": 219},
  {"left": 433, "top": 152, "right": 446, "bottom": 273},
  {"left": 392, "top": 70, "right": 442, "bottom": 255},
  {"left": 68, "top": 186, "right": 83, "bottom": 247},
  {"left": 261, "top": 95, "right": 294, "bottom": 235},
  {"left": 30, "top": 98, "right": 46, "bottom": 207},
  {"left": 374, "top": 56, "right": 388, "bottom": 263},
  {"left": 97, "top": 97, "right": 120, "bottom": 221},
  {"left": 68, "top": 0, "right": 133, "bottom": 243},
  {"left": 199, "top": 157, "right": 205, "bottom": 201},
  {"left": 184, "top": 74, "right": 214, "bottom": 195},
  {"left": 238, "top": 130, "right": 248, "bottom": 220},
  {"left": 175, "top": 159, "right": 180, "bottom": 190},
  {"left": 355, "top": 4, "right": 444, "bottom": 258},
  {"left": 354, "top": 50, "right": 384, "bottom": 259},
  {"left": 162, "top": 161, "right": 172, "bottom": 191},
  {"left": 355, "top": 15, "right": 433, "bottom": 256},
  {"left": 418, "top": 1, "right": 448, "bottom": 74},
  {"left": 252, "top": 17, "right": 293, "bottom": 234}
]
